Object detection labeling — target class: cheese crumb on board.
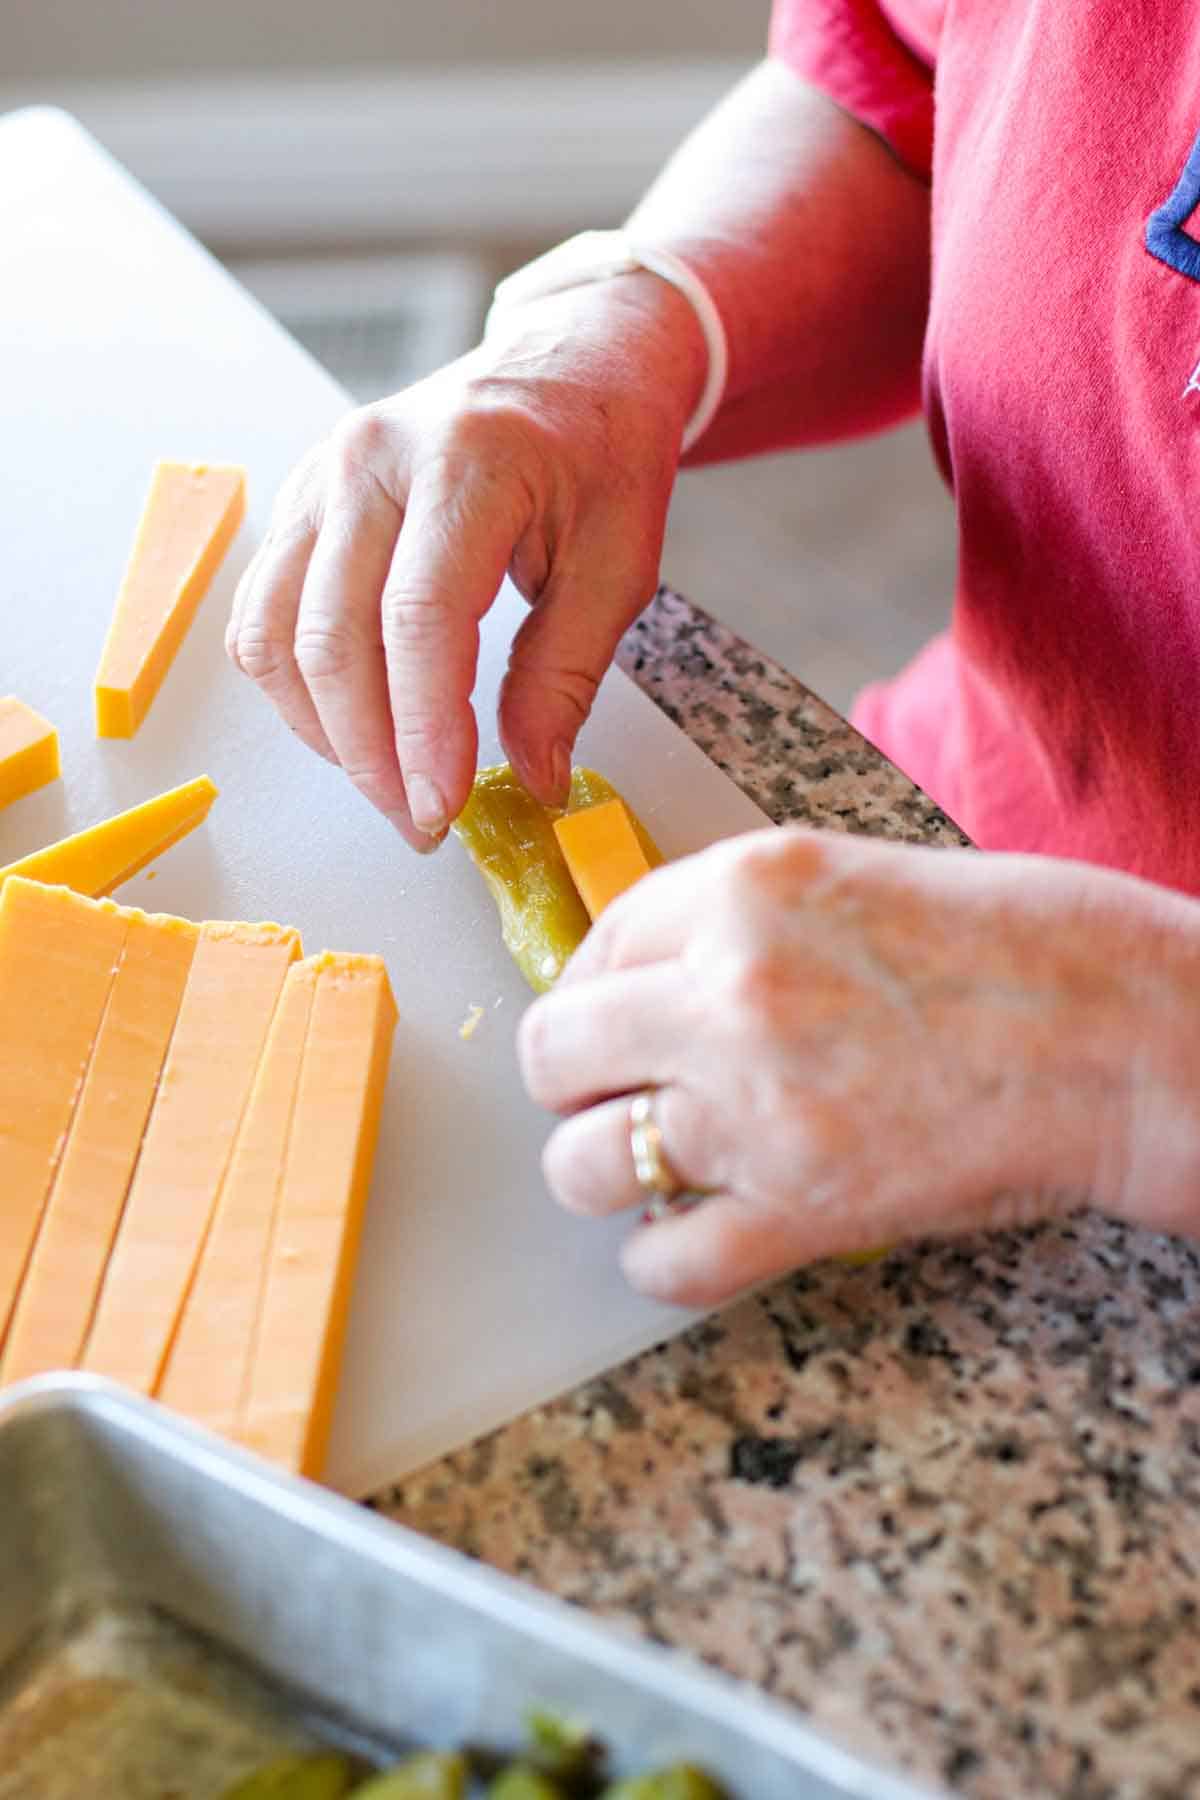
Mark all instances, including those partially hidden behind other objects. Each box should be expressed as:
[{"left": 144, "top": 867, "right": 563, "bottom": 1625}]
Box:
[
  {"left": 94, "top": 460, "right": 246, "bottom": 738},
  {"left": 0, "top": 775, "right": 218, "bottom": 898},
  {"left": 458, "top": 1002, "right": 484, "bottom": 1040},
  {"left": 0, "top": 696, "right": 60, "bottom": 810}
]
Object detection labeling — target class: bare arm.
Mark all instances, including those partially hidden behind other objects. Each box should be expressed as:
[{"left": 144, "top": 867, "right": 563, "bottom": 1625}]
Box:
[{"left": 625, "top": 57, "right": 932, "bottom": 460}]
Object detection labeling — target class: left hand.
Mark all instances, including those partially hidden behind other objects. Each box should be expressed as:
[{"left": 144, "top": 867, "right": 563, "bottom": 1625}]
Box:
[{"left": 517, "top": 825, "right": 1200, "bottom": 1306}]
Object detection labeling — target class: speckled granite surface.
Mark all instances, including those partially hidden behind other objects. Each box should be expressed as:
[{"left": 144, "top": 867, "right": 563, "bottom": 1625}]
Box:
[{"left": 371, "top": 590, "right": 1200, "bottom": 1800}]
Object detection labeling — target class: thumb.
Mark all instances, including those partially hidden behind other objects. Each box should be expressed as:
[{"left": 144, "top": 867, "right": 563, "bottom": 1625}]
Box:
[{"left": 499, "top": 528, "right": 661, "bottom": 806}]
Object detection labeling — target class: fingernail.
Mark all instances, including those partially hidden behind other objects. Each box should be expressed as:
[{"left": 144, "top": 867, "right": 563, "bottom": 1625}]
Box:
[
  {"left": 551, "top": 738, "right": 572, "bottom": 805},
  {"left": 406, "top": 773, "right": 446, "bottom": 836}
]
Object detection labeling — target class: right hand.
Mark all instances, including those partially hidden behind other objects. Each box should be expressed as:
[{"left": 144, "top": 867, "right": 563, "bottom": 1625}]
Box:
[{"left": 226, "top": 276, "right": 706, "bottom": 849}]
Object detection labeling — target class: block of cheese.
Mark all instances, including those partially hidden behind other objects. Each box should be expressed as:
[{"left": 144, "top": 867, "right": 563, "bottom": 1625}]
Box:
[
  {"left": 158, "top": 957, "right": 319, "bottom": 1438},
  {"left": 0, "top": 775, "right": 218, "bottom": 898},
  {"left": 552, "top": 796, "right": 653, "bottom": 921},
  {"left": 81, "top": 919, "right": 301, "bottom": 1392},
  {"left": 1, "top": 910, "right": 198, "bottom": 1383},
  {"left": 0, "top": 697, "right": 60, "bottom": 811},
  {"left": 239, "top": 953, "right": 397, "bottom": 1477},
  {"left": 0, "top": 879, "right": 129, "bottom": 1350},
  {"left": 94, "top": 461, "right": 246, "bottom": 738}
]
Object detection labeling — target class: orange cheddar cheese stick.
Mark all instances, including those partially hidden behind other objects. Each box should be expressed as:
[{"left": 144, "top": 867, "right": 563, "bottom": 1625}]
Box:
[
  {"left": 158, "top": 957, "right": 320, "bottom": 1438},
  {"left": 1, "top": 910, "right": 198, "bottom": 1384},
  {"left": 0, "top": 697, "right": 60, "bottom": 811},
  {"left": 239, "top": 953, "right": 397, "bottom": 1477},
  {"left": 95, "top": 461, "right": 246, "bottom": 738},
  {"left": 0, "top": 879, "right": 129, "bottom": 1352},
  {"left": 82, "top": 919, "right": 301, "bottom": 1393},
  {"left": 0, "top": 776, "right": 218, "bottom": 898},
  {"left": 552, "top": 796, "right": 653, "bottom": 921}
]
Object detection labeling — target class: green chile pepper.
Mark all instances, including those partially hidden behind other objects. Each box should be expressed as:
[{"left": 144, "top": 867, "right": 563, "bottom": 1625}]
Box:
[
  {"left": 220, "top": 1751, "right": 359, "bottom": 1800},
  {"left": 452, "top": 766, "right": 661, "bottom": 993},
  {"left": 600, "top": 1769, "right": 729, "bottom": 1800},
  {"left": 486, "top": 1765, "right": 568, "bottom": 1799},
  {"left": 348, "top": 1750, "right": 469, "bottom": 1798}
]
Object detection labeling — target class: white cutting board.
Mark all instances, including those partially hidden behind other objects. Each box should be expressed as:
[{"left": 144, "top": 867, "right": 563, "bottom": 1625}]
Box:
[{"left": 0, "top": 109, "right": 771, "bottom": 1497}]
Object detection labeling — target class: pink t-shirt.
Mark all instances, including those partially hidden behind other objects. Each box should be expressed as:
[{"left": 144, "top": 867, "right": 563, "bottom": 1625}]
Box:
[{"left": 770, "top": 0, "right": 1200, "bottom": 892}]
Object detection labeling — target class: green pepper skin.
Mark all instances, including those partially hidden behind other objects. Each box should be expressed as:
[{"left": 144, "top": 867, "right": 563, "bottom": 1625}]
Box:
[
  {"left": 220, "top": 1751, "right": 359, "bottom": 1800},
  {"left": 486, "top": 1765, "right": 567, "bottom": 1799},
  {"left": 348, "top": 1751, "right": 469, "bottom": 1798},
  {"left": 452, "top": 766, "right": 661, "bottom": 994},
  {"left": 600, "top": 1768, "right": 729, "bottom": 1800}
]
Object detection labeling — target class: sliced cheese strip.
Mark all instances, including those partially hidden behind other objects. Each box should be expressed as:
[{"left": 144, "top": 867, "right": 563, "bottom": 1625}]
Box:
[
  {"left": 94, "top": 461, "right": 246, "bottom": 738},
  {"left": 158, "top": 957, "right": 319, "bottom": 1437},
  {"left": 552, "top": 796, "right": 653, "bottom": 921},
  {"left": 82, "top": 919, "right": 301, "bottom": 1393},
  {"left": 2, "top": 910, "right": 198, "bottom": 1384},
  {"left": 0, "top": 879, "right": 129, "bottom": 1351},
  {"left": 239, "top": 953, "right": 397, "bottom": 1477},
  {"left": 0, "top": 697, "right": 60, "bottom": 811},
  {"left": 0, "top": 775, "right": 218, "bottom": 898}
]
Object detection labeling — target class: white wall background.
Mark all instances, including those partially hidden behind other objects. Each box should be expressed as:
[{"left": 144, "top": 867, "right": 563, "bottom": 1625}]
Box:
[
  {"left": 2, "top": 2, "right": 770, "bottom": 249},
  {"left": 5, "top": 1, "right": 769, "bottom": 81}
]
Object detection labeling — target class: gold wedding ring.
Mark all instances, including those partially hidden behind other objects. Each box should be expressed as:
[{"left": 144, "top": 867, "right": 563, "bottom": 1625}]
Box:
[{"left": 629, "top": 1088, "right": 687, "bottom": 1220}]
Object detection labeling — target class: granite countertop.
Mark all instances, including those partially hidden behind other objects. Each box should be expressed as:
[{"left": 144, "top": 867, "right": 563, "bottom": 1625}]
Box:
[{"left": 371, "top": 589, "right": 1200, "bottom": 1800}]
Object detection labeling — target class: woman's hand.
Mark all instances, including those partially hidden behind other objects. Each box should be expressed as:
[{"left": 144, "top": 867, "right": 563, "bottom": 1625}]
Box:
[
  {"left": 518, "top": 827, "right": 1200, "bottom": 1306},
  {"left": 226, "top": 278, "right": 705, "bottom": 849}
]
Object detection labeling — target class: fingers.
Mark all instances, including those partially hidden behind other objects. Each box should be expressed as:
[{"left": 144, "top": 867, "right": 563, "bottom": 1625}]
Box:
[
  {"left": 499, "top": 519, "right": 660, "bottom": 807},
  {"left": 292, "top": 465, "right": 426, "bottom": 843},
  {"left": 227, "top": 507, "right": 334, "bottom": 762},
  {"left": 619, "top": 1197, "right": 807, "bottom": 1309},
  {"left": 519, "top": 961, "right": 695, "bottom": 1113},
  {"left": 382, "top": 453, "right": 533, "bottom": 835},
  {"left": 543, "top": 1083, "right": 723, "bottom": 1217}
]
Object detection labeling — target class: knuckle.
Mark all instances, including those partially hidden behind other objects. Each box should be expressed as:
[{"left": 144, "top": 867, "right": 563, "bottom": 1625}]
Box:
[
  {"left": 521, "top": 663, "right": 599, "bottom": 728},
  {"left": 293, "top": 619, "right": 361, "bottom": 684},
  {"left": 229, "top": 625, "right": 291, "bottom": 686},
  {"left": 339, "top": 758, "right": 401, "bottom": 807},
  {"left": 329, "top": 405, "right": 393, "bottom": 474},
  {"left": 380, "top": 584, "right": 457, "bottom": 650},
  {"left": 715, "top": 949, "right": 792, "bottom": 1042}
]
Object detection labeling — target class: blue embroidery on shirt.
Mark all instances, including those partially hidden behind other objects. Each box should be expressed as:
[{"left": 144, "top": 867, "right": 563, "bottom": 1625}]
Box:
[{"left": 1147, "top": 128, "right": 1200, "bottom": 281}]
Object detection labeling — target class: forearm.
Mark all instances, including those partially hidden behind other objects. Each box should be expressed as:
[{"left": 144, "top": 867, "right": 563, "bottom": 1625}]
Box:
[{"left": 625, "top": 57, "right": 932, "bottom": 462}]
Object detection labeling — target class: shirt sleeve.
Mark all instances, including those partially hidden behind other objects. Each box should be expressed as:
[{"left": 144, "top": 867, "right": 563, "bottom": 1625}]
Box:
[{"left": 768, "top": 0, "right": 935, "bottom": 181}]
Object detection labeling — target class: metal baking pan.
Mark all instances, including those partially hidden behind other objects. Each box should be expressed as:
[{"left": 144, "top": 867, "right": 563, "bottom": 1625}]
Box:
[{"left": 0, "top": 1376, "right": 942, "bottom": 1797}]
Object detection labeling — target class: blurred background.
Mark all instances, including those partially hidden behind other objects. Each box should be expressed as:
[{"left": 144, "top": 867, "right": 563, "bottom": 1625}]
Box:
[{"left": 2, "top": 1, "right": 955, "bottom": 716}]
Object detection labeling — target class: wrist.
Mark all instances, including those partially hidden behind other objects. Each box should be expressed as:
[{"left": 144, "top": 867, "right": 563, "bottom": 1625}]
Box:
[
  {"left": 481, "top": 269, "right": 709, "bottom": 447},
  {"left": 485, "top": 232, "right": 718, "bottom": 450},
  {"left": 1077, "top": 872, "right": 1200, "bottom": 1231}
]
